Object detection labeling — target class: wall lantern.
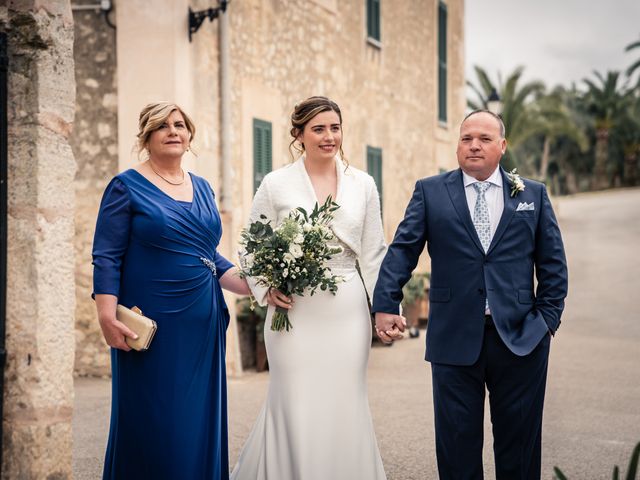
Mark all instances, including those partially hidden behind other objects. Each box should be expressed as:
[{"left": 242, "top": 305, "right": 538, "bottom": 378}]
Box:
[{"left": 189, "top": 0, "right": 228, "bottom": 42}]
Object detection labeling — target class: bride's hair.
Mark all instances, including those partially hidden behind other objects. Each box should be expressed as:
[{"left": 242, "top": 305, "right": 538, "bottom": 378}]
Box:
[{"left": 289, "top": 96, "right": 348, "bottom": 167}]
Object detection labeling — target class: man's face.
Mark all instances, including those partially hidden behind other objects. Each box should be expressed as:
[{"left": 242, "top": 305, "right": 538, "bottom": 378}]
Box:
[{"left": 456, "top": 112, "right": 507, "bottom": 181}]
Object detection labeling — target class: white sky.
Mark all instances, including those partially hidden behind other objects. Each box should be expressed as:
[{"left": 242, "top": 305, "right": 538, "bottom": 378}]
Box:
[{"left": 465, "top": 0, "right": 640, "bottom": 90}]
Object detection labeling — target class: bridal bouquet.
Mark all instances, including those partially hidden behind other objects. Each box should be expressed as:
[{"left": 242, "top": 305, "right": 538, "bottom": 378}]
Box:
[{"left": 239, "top": 196, "right": 345, "bottom": 332}]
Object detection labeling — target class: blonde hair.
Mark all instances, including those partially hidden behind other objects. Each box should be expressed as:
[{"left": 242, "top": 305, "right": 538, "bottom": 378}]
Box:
[
  {"left": 136, "top": 102, "right": 196, "bottom": 157},
  {"left": 289, "top": 96, "right": 348, "bottom": 166}
]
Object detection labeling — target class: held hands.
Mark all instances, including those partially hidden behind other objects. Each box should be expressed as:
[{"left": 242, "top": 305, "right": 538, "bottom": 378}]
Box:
[
  {"left": 375, "top": 312, "right": 406, "bottom": 344},
  {"left": 266, "top": 288, "right": 294, "bottom": 310}
]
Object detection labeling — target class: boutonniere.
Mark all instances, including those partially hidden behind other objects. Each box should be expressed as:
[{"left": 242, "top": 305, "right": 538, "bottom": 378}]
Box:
[{"left": 506, "top": 169, "right": 525, "bottom": 197}]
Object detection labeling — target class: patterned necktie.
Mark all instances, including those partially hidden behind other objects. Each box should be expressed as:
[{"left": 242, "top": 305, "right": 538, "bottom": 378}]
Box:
[{"left": 473, "top": 182, "right": 491, "bottom": 252}]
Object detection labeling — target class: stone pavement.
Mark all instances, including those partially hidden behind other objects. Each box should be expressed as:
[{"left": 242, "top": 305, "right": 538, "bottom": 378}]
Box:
[{"left": 73, "top": 188, "right": 640, "bottom": 479}]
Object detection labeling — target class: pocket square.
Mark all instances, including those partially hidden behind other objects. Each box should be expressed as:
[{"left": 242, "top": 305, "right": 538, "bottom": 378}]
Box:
[{"left": 516, "top": 202, "right": 535, "bottom": 211}]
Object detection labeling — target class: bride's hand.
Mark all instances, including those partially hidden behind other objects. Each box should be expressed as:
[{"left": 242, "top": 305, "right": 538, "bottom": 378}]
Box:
[
  {"left": 375, "top": 312, "right": 406, "bottom": 344},
  {"left": 266, "top": 288, "right": 294, "bottom": 309}
]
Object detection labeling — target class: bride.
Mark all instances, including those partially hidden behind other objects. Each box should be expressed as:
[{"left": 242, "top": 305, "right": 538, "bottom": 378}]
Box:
[{"left": 231, "top": 96, "right": 390, "bottom": 480}]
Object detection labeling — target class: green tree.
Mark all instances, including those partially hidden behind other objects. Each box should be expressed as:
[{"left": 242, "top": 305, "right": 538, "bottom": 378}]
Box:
[
  {"left": 611, "top": 92, "right": 640, "bottom": 186},
  {"left": 582, "top": 71, "right": 628, "bottom": 189},
  {"left": 468, "top": 67, "right": 587, "bottom": 183},
  {"left": 467, "top": 66, "right": 546, "bottom": 154},
  {"left": 625, "top": 37, "right": 640, "bottom": 85},
  {"left": 533, "top": 87, "right": 589, "bottom": 183}
]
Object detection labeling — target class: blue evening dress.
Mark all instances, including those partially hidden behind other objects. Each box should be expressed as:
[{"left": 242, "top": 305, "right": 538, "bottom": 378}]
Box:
[{"left": 92, "top": 169, "right": 233, "bottom": 480}]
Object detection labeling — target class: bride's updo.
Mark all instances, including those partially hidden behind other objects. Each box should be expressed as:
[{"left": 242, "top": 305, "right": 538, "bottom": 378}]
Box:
[{"left": 289, "top": 96, "right": 347, "bottom": 165}]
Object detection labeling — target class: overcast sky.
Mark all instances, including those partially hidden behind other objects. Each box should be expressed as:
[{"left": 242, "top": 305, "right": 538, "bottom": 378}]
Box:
[{"left": 465, "top": 0, "right": 640, "bottom": 91}]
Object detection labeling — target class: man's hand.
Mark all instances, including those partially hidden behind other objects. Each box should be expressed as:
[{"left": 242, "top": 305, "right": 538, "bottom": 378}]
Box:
[{"left": 375, "top": 312, "right": 406, "bottom": 344}]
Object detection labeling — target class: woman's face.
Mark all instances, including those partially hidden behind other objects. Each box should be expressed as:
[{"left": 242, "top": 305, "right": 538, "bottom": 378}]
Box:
[
  {"left": 298, "top": 110, "right": 342, "bottom": 162},
  {"left": 146, "top": 110, "right": 190, "bottom": 160}
]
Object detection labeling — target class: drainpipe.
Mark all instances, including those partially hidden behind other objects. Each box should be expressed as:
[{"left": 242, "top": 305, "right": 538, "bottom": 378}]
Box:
[
  {"left": 0, "top": 31, "right": 9, "bottom": 477},
  {"left": 217, "top": 2, "right": 244, "bottom": 377},
  {"left": 218, "top": 1, "right": 231, "bottom": 213}
]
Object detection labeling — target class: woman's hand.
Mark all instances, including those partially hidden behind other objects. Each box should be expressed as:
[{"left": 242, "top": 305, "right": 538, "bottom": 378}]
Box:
[
  {"left": 98, "top": 316, "right": 138, "bottom": 351},
  {"left": 374, "top": 312, "right": 406, "bottom": 344},
  {"left": 266, "top": 288, "right": 294, "bottom": 309},
  {"left": 95, "top": 294, "right": 138, "bottom": 351}
]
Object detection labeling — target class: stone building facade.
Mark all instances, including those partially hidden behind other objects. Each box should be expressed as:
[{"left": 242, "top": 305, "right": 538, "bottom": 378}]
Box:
[
  {"left": 71, "top": 0, "right": 466, "bottom": 376},
  {"left": 70, "top": 0, "right": 118, "bottom": 378}
]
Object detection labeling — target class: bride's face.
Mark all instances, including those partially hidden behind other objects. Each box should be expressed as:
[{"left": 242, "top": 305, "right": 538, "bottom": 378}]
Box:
[{"left": 298, "top": 110, "right": 342, "bottom": 163}]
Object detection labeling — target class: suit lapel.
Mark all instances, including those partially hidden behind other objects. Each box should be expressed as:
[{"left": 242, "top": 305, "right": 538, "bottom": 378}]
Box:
[
  {"left": 445, "top": 169, "right": 485, "bottom": 254},
  {"left": 487, "top": 167, "right": 518, "bottom": 255}
]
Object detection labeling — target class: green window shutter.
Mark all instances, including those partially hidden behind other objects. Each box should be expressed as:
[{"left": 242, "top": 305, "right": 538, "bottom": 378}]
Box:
[
  {"left": 367, "top": 0, "right": 381, "bottom": 42},
  {"left": 253, "top": 118, "right": 272, "bottom": 193},
  {"left": 366, "top": 146, "right": 383, "bottom": 218},
  {"left": 438, "top": 1, "right": 448, "bottom": 122}
]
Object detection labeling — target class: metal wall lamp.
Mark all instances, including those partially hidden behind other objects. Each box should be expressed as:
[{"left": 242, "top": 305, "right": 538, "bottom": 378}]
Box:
[
  {"left": 487, "top": 88, "right": 503, "bottom": 115},
  {"left": 189, "top": 0, "right": 228, "bottom": 42}
]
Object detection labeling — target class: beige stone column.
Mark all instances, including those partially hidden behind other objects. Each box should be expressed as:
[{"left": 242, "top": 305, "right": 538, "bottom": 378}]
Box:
[{"left": 3, "top": 1, "right": 76, "bottom": 478}]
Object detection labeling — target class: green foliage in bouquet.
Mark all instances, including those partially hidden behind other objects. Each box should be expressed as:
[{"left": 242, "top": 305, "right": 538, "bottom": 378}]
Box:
[
  {"left": 239, "top": 196, "right": 345, "bottom": 332},
  {"left": 553, "top": 441, "right": 640, "bottom": 480}
]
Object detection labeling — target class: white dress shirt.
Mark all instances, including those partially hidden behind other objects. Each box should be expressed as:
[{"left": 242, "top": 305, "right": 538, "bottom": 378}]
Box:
[
  {"left": 462, "top": 167, "right": 504, "bottom": 315},
  {"left": 462, "top": 167, "right": 504, "bottom": 242}
]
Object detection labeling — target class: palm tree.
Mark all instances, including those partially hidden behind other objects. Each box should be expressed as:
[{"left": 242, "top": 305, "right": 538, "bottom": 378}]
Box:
[
  {"left": 533, "top": 87, "right": 589, "bottom": 183},
  {"left": 467, "top": 66, "right": 587, "bottom": 182},
  {"left": 582, "top": 70, "right": 628, "bottom": 189},
  {"left": 612, "top": 92, "right": 640, "bottom": 186},
  {"left": 467, "top": 66, "right": 546, "bottom": 152},
  {"left": 625, "top": 37, "right": 640, "bottom": 85}
]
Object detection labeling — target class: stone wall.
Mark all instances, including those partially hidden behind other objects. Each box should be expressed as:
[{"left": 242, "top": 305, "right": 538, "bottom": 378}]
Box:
[
  {"left": 70, "top": 0, "right": 118, "bottom": 377},
  {"left": 3, "top": 1, "right": 76, "bottom": 478},
  {"left": 223, "top": 0, "right": 466, "bottom": 245}
]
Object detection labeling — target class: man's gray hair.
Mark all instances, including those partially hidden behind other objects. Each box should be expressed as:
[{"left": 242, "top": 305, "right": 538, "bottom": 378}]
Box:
[{"left": 462, "top": 109, "right": 506, "bottom": 138}]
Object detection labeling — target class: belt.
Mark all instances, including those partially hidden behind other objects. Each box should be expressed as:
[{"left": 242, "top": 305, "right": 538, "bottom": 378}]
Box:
[{"left": 484, "top": 314, "right": 494, "bottom": 328}]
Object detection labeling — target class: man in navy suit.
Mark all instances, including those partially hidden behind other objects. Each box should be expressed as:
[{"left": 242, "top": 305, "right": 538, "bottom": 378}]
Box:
[{"left": 372, "top": 110, "right": 568, "bottom": 479}]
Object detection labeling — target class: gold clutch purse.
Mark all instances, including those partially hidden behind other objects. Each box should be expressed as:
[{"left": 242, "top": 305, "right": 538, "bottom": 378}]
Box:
[{"left": 116, "top": 305, "right": 158, "bottom": 351}]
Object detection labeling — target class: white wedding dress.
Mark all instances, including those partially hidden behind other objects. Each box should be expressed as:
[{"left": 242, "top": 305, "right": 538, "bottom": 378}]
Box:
[
  {"left": 232, "top": 157, "right": 388, "bottom": 479},
  {"left": 231, "top": 239, "right": 387, "bottom": 480}
]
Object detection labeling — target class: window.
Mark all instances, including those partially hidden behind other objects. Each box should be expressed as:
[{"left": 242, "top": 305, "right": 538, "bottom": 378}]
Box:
[
  {"left": 438, "top": 1, "right": 448, "bottom": 123},
  {"left": 367, "top": 146, "right": 383, "bottom": 216},
  {"left": 253, "top": 118, "right": 272, "bottom": 193},
  {"left": 367, "top": 0, "right": 381, "bottom": 42}
]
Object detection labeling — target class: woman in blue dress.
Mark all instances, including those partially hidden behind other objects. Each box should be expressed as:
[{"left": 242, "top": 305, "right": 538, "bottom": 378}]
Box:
[{"left": 92, "top": 102, "right": 249, "bottom": 479}]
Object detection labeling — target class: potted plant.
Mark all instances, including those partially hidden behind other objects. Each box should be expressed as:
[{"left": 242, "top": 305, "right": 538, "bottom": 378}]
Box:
[
  {"left": 236, "top": 297, "right": 269, "bottom": 372},
  {"left": 402, "top": 272, "right": 430, "bottom": 338},
  {"left": 554, "top": 440, "right": 639, "bottom": 479}
]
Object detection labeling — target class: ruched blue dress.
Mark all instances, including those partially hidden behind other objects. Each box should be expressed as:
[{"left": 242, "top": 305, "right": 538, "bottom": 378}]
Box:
[{"left": 92, "top": 169, "right": 233, "bottom": 480}]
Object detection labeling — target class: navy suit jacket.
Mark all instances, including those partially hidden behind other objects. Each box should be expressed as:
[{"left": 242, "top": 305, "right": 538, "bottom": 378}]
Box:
[{"left": 372, "top": 167, "right": 568, "bottom": 366}]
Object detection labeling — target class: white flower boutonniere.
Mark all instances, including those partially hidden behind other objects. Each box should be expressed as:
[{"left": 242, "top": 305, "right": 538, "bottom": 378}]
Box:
[{"left": 506, "top": 168, "right": 525, "bottom": 197}]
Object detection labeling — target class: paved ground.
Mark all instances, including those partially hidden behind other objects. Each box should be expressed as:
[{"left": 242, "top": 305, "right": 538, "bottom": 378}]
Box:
[{"left": 74, "top": 188, "right": 640, "bottom": 479}]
